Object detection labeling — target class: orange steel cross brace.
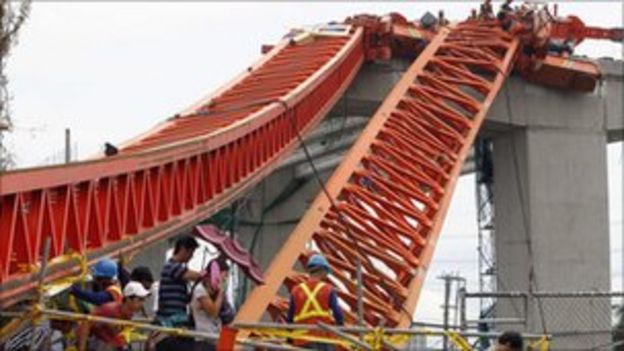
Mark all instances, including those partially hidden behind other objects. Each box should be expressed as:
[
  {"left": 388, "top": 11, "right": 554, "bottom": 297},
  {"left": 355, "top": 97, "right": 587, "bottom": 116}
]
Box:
[{"left": 235, "top": 21, "right": 519, "bottom": 330}]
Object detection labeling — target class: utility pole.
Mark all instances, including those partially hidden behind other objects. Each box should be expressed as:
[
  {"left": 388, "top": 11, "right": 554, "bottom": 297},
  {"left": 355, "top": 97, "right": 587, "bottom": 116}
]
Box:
[
  {"left": 439, "top": 273, "right": 467, "bottom": 350},
  {"left": 442, "top": 274, "right": 451, "bottom": 350},
  {"left": 64, "top": 128, "right": 71, "bottom": 163}
]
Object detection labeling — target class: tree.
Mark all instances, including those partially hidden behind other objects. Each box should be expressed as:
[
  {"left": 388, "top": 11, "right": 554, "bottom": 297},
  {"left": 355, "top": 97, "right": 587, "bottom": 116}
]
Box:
[{"left": 0, "top": 0, "right": 31, "bottom": 170}]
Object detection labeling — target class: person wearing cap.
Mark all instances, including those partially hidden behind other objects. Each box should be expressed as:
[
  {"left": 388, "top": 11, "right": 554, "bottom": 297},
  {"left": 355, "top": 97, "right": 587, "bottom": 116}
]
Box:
[
  {"left": 70, "top": 258, "right": 123, "bottom": 306},
  {"left": 76, "top": 281, "right": 150, "bottom": 351},
  {"left": 286, "top": 253, "right": 343, "bottom": 351},
  {"left": 117, "top": 266, "right": 155, "bottom": 318}
]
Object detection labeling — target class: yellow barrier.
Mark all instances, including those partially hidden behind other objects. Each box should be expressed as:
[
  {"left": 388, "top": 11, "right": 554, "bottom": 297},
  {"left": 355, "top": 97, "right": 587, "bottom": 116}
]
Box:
[
  {"left": 529, "top": 335, "right": 551, "bottom": 351},
  {"left": 244, "top": 326, "right": 421, "bottom": 350},
  {"left": 446, "top": 331, "right": 473, "bottom": 351},
  {"left": 40, "top": 253, "right": 89, "bottom": 296},
  {"left": 250, "top": 327, "right": 352, "bottom": 348}
]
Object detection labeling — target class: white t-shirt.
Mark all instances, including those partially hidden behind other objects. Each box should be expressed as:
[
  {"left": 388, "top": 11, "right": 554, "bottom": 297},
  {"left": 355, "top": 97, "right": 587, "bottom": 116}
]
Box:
[{"left": 191, "top": 283, "right": 222, "bottom": 335}]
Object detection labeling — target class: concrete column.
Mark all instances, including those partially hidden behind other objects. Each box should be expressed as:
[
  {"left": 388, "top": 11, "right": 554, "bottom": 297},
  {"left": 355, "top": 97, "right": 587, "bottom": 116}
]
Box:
[{"left": 493, "top": 126, "right": 610, "bottom": 348}]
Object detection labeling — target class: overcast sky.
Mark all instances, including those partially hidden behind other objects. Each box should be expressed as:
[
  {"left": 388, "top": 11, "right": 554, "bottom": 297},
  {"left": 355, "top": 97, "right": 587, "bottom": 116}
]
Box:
[{"left": 4, "top": 1, "right": 623, "bottom": 324}]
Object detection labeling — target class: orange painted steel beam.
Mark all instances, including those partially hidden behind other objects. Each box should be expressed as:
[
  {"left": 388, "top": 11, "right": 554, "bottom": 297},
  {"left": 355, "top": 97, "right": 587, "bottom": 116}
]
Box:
[
  {"left": 235, "top": 21, "right": 519, "bottom": 329},
  {"left": 523, "top": 54, "right": 602, "bottom": 92},
  {"left": 0, "top": 29, "right": 365, "bottom": 307},
  {"left": 550, "top": 15, "right": 624, "bottom": 44}
]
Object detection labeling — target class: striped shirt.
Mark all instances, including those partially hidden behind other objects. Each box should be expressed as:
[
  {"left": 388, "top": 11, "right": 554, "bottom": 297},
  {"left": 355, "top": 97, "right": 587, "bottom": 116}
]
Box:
[{"left": 157, "top": 259, "right": 189, "bottom": 317}]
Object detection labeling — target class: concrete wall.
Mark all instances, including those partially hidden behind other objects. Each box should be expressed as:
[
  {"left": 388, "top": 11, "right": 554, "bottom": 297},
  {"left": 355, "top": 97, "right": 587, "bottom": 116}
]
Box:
[{"left": 492, "top": 127, "right": 611, "bottom": 348}]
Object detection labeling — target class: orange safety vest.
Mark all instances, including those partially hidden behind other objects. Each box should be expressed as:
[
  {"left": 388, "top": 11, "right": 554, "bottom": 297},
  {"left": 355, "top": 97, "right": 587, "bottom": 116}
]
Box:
[
  {"left": 106, "top": 284, "right": 123, "bottom": 303},
  {"left": 291, "top": 280, "right": 335, "bottom": 345}
]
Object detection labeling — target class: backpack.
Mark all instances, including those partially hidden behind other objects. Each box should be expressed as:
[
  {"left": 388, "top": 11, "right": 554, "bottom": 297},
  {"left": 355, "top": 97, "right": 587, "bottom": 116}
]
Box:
[{"left": 218, "top": 299, "right": 235, "bottom": 325}]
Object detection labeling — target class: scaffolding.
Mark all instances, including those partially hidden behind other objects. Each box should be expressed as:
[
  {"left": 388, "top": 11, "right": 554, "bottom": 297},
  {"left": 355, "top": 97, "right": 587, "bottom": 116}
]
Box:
[{"left": 474, "top": 138, "right": 496, "bottom": 320}]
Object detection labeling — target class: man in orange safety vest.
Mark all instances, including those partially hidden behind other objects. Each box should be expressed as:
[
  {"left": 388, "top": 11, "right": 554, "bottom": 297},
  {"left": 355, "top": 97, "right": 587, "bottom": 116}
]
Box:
[{"left": 287, "top": 253, "right": 344, "bottom": 351}]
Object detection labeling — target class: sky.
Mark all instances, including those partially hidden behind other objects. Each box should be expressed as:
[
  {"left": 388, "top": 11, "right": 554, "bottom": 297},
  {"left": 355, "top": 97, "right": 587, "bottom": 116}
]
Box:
[{"left": 3, "top": 1, "right": 623, "bottom": 325}]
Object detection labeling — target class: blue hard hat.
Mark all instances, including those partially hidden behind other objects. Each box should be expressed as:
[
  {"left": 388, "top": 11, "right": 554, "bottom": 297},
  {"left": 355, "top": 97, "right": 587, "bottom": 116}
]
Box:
[
  {"left": 307, "top": 254, "right": 331, "bottom": 273},
  {"left": 91, "top": 258, "right": 118, "bottom": 279}
]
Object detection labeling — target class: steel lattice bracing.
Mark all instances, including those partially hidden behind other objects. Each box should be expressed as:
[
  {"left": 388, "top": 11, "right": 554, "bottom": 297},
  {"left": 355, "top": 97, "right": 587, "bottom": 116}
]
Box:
[
  {"left": 236, "top": 21, "right": 519, "bottom": 328},
  {"left": 0, "top": 30, "right": 364, "bottom": 307}
]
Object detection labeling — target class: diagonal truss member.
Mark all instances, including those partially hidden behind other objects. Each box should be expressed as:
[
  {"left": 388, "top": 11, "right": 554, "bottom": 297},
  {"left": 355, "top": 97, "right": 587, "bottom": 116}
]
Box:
[{"left": 236, "top": 21, "right": 520, "bottom": 328}]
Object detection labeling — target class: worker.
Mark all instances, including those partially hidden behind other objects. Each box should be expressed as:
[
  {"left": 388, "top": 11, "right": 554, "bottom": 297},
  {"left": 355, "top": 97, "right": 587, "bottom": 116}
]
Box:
[
  {"left": 287, "top": 253, "right": 344, "bottom": 351},
  {"left": 497, "top": 0, "right": 514, "bottom": 28},
  {"left": 479, "top": 0, "right": 494, "bottom": 20},
  {"left": 500, "top": 0, "right": 514, "bottom": 14},
  {"left": 469, "top": 8, "right": 478, "bottom": 20},
  {"left": 493, "top": 331, "right": 523, "bottom": 351},
  {"left": 116, "top": 251, "right": 154, "bottom": 291},
  {"left": 438, "top": 10, "right": 449, "bottom": 26},
  {"left": 76, "top": 281, "right": 150, "bottom": 351},
  {"left": 154, "top": 235, "right": 202, "bottom": 351},
  {"left": 119, "top": 265, "right": 154, "bottom": 291},
  {"left": 70, "top": 258, "right": 123, "bottom": 306},
  {"left": 190, "top": 256, "right": 230, "bottom": 351}
]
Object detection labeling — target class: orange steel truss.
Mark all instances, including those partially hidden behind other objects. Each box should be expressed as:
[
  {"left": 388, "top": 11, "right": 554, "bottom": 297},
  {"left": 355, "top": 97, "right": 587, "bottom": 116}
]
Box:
[
  {"left": 1, "top": 5, "right": 619, "bottom": 317},
  {"left": 235, "top": 21, "right": 519, "bottom": 328},
  {"left": 0, "top": 30, "right": 364, "bottom": 307}
]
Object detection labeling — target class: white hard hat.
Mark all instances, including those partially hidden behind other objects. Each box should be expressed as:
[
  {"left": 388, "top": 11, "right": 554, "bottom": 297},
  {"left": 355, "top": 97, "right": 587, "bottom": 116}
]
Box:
[{"left": 123, "top": 281, "right": 151, "bottom": 298}]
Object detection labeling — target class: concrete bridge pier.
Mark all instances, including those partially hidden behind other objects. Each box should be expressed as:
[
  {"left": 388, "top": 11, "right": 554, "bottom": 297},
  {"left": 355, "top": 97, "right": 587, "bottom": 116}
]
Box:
[{"left": 490, "top": 77, "right": 616, "bottom": 348}]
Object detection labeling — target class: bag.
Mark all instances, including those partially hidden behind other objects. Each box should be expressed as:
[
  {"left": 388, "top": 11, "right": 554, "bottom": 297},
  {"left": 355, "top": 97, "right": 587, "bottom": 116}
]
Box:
[{"left": 218, "top": 300, "right": 235, "bottom": 325}]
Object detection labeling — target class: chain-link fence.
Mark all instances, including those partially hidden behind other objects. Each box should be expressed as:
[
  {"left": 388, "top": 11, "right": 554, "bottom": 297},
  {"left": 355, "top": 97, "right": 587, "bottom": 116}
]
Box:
[{"left": 461, "top": 290, "right": 624, "bottom": 350}]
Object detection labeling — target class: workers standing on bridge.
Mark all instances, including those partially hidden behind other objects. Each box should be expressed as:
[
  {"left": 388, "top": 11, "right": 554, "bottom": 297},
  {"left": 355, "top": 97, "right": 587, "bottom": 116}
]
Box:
[
  {"left": 76, "top": 281, "right": 150, "bottom": 351},
  {"left": 154, "top": 235, "right": 203, "bottom": 350},
  {"left": 286, "top": 253, "right": 344, "bottom": 351},
  {"left": 479, "top": 0, "right": 495, "bottom": 20},
  {"left": 438, "top": 10, "right": 450, "bottom": 27},
  {"left": 498, "top": 0, "right": 514, "bottom": 15},
  {"left": 70, "top": 258, "right": 123, "bottom": 307}
]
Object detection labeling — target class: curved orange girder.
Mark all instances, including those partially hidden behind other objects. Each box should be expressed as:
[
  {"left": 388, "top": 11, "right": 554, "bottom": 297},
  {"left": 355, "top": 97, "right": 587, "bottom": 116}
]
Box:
[
  {"left": 235, "top": 21, "right": 519, "bottom": 329},
  {"left": 0, "top": 29, "right": 364, "bottom": 307}
]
